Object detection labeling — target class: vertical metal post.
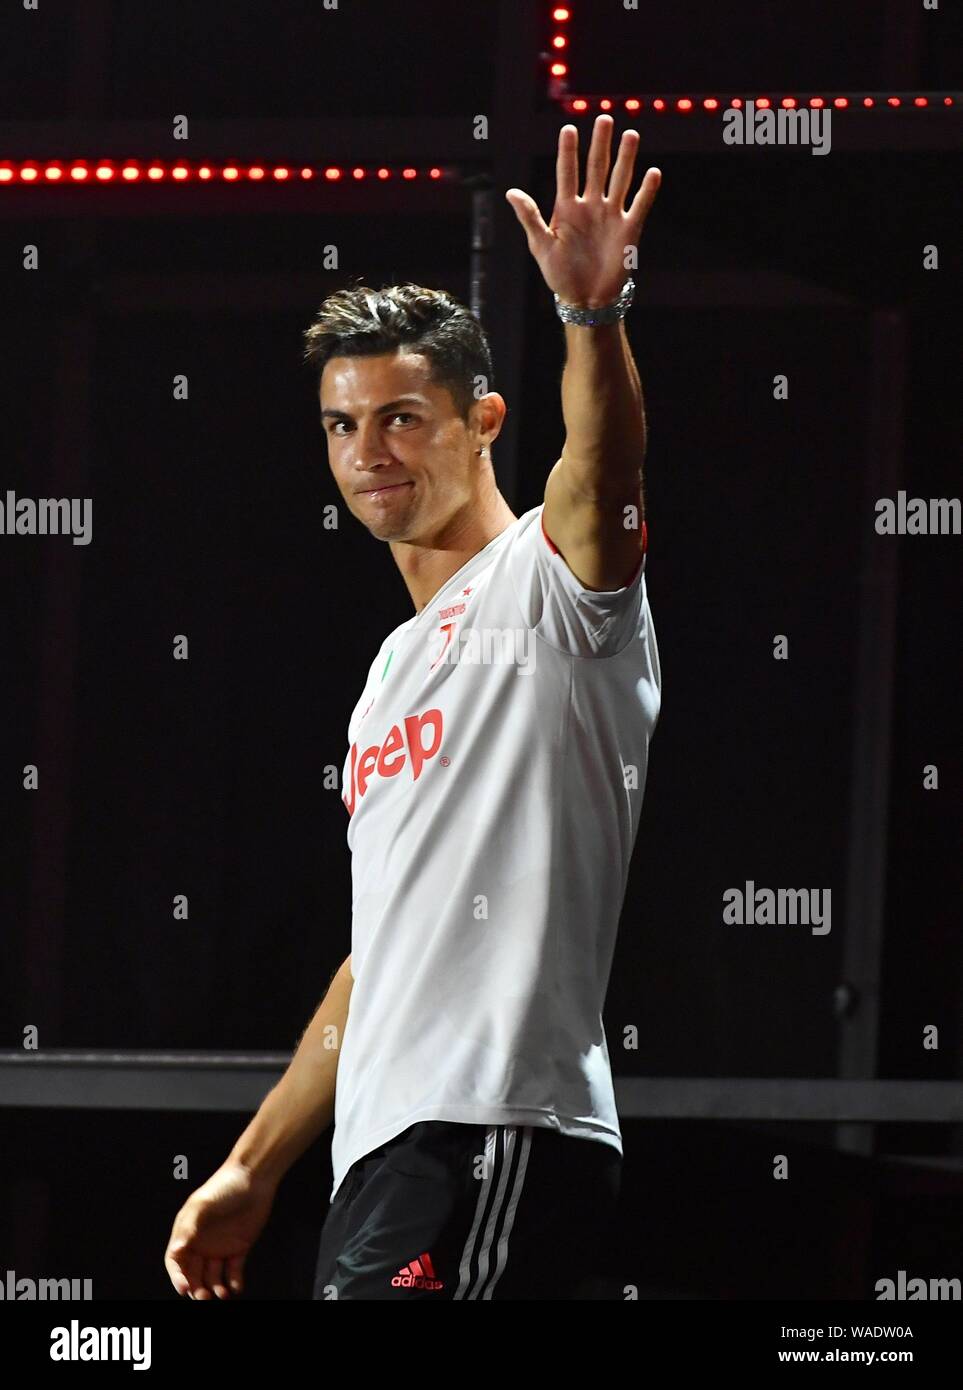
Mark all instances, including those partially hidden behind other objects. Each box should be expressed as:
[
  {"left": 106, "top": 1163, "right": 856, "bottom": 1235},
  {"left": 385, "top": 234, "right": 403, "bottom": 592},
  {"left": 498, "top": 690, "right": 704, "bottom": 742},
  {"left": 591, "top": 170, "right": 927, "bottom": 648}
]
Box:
[
  {"left": 468, "top": 180, "right": 494, "bottom": 324},
  {"left": 835, "top": 311, "right": 906, "bottom": 1154},
  {"left": 481, "top": 0, "right": 541, "bottom": 509}
]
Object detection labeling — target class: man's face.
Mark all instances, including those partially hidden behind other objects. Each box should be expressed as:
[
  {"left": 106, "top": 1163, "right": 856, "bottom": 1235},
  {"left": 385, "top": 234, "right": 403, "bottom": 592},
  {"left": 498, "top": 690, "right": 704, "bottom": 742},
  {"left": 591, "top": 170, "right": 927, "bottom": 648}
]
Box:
[{"left": 320, "top": 350, "right": 494, "bottom": 545}]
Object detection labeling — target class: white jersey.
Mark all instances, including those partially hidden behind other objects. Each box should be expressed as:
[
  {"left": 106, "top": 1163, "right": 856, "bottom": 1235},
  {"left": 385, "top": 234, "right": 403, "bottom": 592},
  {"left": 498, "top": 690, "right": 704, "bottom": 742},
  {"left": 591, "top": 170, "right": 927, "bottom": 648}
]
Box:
[{"left": 329, "top": 503, "right": 661, "bottom": 1202}]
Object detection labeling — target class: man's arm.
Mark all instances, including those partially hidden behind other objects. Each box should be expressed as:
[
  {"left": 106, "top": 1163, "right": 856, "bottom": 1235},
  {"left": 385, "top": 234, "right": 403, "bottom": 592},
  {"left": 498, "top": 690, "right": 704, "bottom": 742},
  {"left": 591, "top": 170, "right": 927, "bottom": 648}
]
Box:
[
  {"left": 163, "top": 954, "right": 354, "bottom": 1300},
  {"left": 505, "top": 114, "right": 660, "bottom": 591},
  {"left": 542, "top": 318, "right": 647, "bottom": 590},
  {"left": 228, "top": 952, "right": 354, "bottom": 1184}
]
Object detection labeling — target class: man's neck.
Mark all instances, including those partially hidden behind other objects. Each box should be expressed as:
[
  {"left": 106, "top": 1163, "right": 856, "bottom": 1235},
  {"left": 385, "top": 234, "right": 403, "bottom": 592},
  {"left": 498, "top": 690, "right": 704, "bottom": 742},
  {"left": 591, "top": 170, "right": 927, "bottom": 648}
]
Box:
[{"left": 390, "top": 491, "right": 518, "bottom": 613}]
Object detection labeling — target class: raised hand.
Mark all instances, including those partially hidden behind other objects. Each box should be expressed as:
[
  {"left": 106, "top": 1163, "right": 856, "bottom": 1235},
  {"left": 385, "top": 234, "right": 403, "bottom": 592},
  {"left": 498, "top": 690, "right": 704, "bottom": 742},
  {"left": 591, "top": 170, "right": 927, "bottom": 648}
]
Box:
[{"left": 505, "top": 114, "right": 661, "bottom": 310}]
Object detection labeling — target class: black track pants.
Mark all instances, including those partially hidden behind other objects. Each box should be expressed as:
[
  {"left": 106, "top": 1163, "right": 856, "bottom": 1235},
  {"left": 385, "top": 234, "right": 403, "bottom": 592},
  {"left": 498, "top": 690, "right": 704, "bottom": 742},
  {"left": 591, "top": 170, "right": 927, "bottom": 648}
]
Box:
[{"left": 313, "top": 1119, "right": 621, "bottom": 1300}]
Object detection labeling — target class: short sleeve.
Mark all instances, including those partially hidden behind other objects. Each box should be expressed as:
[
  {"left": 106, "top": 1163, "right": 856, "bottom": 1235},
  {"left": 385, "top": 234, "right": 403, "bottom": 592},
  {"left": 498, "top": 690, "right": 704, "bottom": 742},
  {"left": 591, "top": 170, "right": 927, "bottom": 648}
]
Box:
[{"left": 508, "top": 504, "right": 649, "bottom": 658}]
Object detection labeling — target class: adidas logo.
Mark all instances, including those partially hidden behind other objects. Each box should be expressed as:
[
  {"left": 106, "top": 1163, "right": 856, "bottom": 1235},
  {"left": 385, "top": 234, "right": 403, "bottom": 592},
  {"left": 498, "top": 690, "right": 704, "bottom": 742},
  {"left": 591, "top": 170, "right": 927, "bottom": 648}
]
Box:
[{"left": 390, "top": 1251, "right": 444, "bottom": 1291}]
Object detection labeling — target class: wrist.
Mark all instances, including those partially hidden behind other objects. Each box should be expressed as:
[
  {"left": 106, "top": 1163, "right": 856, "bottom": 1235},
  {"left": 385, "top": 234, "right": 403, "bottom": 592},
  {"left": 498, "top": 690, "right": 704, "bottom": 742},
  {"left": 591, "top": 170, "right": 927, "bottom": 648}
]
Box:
[
  {"left": 554, "top": 276, "right": 635, "bottom": 325},
  {"left": 228, "top": 1139, "right": 288, "bottom": 1188},
  {"left": 555, "top": 286, "right": 624, "bottom": 310}
]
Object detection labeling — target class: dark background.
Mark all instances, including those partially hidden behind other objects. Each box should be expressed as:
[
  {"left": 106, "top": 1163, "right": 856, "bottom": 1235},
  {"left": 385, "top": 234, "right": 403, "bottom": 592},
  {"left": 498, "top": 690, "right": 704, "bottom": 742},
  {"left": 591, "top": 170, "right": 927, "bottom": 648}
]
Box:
[{"left": 0, "top": 0, "right": 960, "bottom": 1300}]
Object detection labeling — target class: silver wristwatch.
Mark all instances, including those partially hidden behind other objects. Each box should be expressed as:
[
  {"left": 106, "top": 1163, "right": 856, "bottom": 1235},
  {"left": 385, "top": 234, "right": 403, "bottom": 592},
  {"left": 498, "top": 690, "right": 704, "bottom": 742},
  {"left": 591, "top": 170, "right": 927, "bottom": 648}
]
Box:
[{"left": 553, "top": 276, "right": 635, "bottom": 326}]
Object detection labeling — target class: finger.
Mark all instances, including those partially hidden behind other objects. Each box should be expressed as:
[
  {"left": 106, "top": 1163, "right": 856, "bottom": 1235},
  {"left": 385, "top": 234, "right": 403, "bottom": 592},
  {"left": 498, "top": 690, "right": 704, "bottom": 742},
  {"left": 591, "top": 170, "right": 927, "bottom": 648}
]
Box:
[
  {"left": 226, "top": 1254, "right": 246, "bottom": 1296},
  {"left": 607, "top": 128, "right": 640, "bottom": 210},
  {"left": 165, "top": 1244, "right": 203, "bottom": 1299},
  {"left": 626, "top": 167, "right": 662, "bottom": 239},
  {"left": 583, "top": 113, "right": 614, "bottom": 201},
  {"left": 555, "top": 123, "right": 579, "bottom": 202},
  {"left": 163, "top": 1251, "right": 193, "bottom": 1298},
  {"left": 205, "top": 1257, "right": 229, "bottom": 1300},
  {"left": 504, "top": 189, "right": 553, "bottom": 256}
]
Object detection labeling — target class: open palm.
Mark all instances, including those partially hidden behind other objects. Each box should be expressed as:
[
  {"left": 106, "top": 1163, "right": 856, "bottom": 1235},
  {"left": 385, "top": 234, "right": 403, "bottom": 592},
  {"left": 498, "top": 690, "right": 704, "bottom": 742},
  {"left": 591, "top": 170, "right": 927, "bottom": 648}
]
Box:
[{"left": 505, "top": 114, "right": 660, "bottom": 310}]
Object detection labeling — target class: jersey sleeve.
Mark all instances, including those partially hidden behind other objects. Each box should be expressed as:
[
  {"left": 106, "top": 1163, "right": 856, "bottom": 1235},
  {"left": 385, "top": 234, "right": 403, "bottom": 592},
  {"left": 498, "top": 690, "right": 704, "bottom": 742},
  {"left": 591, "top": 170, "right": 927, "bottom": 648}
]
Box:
[{"left": 509, "top": 504, "right": 649, "bottom": 658}]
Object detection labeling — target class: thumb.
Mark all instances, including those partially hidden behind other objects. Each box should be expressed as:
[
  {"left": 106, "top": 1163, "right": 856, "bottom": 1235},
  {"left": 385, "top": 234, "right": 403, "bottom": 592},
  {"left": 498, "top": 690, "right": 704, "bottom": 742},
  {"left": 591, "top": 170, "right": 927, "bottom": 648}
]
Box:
[{"left": 505, "top": 189, "right": 552, "bottom": 256}]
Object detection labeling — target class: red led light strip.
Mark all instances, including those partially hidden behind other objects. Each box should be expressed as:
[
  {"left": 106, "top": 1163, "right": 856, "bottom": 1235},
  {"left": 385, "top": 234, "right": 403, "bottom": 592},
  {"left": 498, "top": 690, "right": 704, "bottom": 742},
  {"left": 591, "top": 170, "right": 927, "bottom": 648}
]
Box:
[
  {"left": 547, "top": 5, "right": 957, "bottom": 111},
  {"left": 560, "top": 94, "right": 956, "bottom": 113},
  {"left": 0, "top": 162, "right": 448, "bottom": 186}
]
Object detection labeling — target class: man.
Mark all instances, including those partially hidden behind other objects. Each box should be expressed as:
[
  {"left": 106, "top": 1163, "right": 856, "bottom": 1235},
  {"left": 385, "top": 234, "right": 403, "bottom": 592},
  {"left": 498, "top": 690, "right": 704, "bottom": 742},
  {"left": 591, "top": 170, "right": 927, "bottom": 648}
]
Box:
[{"left": 164, "top": 115, "right": 662, "bottom": 1301}]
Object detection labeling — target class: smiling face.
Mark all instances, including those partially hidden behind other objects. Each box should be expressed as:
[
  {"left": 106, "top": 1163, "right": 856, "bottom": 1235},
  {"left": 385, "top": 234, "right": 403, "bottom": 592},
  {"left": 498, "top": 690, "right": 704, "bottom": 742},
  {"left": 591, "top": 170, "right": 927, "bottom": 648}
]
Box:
[{"left": 320, "top": 349, "right": 498, "bottom": 546}]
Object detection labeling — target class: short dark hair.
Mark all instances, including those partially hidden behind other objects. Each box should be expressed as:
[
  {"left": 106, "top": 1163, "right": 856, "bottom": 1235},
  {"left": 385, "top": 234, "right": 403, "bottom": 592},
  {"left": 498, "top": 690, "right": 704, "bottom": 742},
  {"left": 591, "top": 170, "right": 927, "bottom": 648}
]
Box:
[{"left": 302, "top": 281, "right": 494, "bottom": 422}]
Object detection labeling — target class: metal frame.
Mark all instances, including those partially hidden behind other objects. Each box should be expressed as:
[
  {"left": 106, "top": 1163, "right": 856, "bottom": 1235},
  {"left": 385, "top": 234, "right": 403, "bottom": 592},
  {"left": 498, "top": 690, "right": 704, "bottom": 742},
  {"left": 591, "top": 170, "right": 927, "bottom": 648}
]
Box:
[
  {"left": 835, "top": 312, "right": 906, "bottom": 1155},
  {"left": 2, "top": 1053, "right": 962, "bottom": 1123}
]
